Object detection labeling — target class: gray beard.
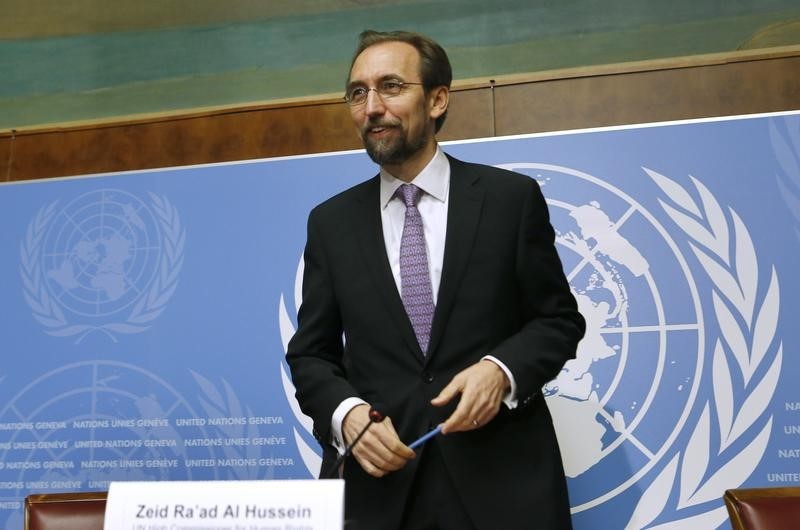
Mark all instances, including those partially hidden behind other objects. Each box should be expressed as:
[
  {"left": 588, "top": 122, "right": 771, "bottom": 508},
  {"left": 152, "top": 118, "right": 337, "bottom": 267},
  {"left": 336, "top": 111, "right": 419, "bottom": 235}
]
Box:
[{"left": 364, "top": 129, "right": 427, "bottom": 167}]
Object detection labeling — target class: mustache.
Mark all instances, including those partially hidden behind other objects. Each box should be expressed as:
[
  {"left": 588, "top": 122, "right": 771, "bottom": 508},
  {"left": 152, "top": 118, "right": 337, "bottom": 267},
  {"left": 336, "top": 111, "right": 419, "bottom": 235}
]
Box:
[{"left": 362, "top": 119, "right": 401, "bottom": 133}]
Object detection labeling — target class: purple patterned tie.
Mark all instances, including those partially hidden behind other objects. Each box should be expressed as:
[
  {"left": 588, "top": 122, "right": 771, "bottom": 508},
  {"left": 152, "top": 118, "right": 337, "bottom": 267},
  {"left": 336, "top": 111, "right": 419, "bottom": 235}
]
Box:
[{"left": 396, "top": 183, "right": 435, "bottom": 354}]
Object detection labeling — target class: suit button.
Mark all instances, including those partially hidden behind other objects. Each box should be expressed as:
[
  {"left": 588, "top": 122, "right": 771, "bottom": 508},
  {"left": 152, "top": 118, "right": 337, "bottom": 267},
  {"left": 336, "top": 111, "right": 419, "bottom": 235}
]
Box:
[{"left": 423, "top": 372, "right": 435, "bottom": 384}]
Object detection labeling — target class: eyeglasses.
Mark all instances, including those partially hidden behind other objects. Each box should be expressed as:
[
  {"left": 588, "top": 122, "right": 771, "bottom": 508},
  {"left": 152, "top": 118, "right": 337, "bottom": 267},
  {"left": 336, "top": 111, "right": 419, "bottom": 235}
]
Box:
[{"left": 344, "top": 80, "right": 424, "bottom": 106}]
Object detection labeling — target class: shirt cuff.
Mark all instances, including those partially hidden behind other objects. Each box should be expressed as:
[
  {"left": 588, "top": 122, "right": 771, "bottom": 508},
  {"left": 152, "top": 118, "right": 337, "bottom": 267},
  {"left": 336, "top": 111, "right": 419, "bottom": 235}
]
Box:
[
  {"left": 331, "top": 397, "right": 368, "bottom": 455},
  {"left": 482, "top": 355, "right": 518, "bottom": 409}
]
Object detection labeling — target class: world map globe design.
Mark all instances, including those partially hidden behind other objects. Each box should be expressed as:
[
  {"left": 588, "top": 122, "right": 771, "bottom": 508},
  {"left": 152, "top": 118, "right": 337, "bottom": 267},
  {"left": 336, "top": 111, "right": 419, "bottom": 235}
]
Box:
[
  {"left": 41, "top": 190, "right": 162, "bottom": 317},
  {"left": 497, "top": 163, "right": 705, "bottom": 513}
]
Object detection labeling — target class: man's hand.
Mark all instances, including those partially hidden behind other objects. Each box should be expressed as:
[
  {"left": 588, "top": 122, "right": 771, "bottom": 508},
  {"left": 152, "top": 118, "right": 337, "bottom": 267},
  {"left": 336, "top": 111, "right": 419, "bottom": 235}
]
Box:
[
  {"left": 431, "top": 360, "right": 509, "bottom": 434},
  {"left": 342, "top": 404, "right": 415, "bottom": 478}
]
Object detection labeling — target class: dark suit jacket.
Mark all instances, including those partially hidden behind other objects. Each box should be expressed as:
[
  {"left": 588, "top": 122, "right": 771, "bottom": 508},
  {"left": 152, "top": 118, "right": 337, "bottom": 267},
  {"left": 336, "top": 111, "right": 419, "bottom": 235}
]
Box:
[{"left": 286, "top": 155, "right": 585, "bottom": 530}]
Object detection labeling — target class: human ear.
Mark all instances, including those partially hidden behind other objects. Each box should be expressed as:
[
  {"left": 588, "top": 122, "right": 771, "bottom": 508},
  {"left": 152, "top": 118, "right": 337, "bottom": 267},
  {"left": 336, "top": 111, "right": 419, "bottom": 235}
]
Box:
[{"left": 428, "top": 85, "right": 449, "bottom": 121}]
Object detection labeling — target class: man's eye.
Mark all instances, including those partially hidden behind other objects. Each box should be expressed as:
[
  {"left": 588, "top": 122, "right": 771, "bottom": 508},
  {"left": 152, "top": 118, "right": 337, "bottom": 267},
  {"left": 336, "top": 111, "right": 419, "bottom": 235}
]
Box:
[
  {"left": 350, "top": 87, "right": 368, "bottom": 99},
  {"left": 382, "top": 81, "right": 402, "bottom": 92}
]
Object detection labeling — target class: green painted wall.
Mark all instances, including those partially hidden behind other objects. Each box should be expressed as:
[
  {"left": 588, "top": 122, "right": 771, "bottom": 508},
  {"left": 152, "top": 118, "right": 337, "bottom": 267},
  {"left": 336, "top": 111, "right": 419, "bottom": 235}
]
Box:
[{"left": 2, "top": 0, "right": 799, "bottom": 130}]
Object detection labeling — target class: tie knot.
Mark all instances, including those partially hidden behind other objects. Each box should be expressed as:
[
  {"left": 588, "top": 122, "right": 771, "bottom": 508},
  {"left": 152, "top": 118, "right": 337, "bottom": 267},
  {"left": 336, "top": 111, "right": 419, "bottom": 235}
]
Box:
[{"left": 397, "top": 183, "right": 424, "bottom": 207}]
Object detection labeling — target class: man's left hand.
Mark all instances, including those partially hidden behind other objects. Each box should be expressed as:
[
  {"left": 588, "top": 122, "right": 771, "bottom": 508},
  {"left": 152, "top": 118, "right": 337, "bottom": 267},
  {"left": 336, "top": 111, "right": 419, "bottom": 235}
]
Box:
[{"left": 430, "top": 360, "right": 509, "bottom": 434}]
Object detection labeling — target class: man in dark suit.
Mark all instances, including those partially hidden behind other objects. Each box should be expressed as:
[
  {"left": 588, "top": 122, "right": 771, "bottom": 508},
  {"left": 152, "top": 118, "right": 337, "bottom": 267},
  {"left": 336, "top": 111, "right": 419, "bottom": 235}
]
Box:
[{"left": 286, "top": 30, "right": 585, "bottom": 530}]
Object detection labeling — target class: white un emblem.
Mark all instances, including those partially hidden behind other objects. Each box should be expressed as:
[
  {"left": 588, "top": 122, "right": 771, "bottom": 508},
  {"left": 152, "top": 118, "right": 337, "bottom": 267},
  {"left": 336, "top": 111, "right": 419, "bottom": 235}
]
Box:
[
  {"left": 20, "top": 190, "right": 185, "bottom": 342},
  {"left": 498, "top": 163, "right": 704, "bottom": 514},
  {"left": 497, "top": 163, "right": 780, "bottom": 529}
]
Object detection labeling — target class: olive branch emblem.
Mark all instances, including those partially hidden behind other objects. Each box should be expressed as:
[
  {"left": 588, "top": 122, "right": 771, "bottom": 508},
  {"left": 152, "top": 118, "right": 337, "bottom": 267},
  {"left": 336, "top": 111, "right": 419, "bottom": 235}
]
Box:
[
  {"left": 278, "top": 255, "right": 322, "bottom": 478},
  {"left": 19, "top": 192, "right": 185, "bottom": 343},
  {"left": 624, "top": 169, "right": 782, "bottom": 529},
  {"left": 190, "top": 371, "right": 272, "bottom": 480}
]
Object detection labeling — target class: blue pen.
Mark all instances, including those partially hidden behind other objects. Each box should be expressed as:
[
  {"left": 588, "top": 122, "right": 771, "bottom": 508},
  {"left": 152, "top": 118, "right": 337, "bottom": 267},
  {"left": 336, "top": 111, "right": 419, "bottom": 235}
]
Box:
[{"left": 408, "top": 425, "right": 443, "bottom": 450}]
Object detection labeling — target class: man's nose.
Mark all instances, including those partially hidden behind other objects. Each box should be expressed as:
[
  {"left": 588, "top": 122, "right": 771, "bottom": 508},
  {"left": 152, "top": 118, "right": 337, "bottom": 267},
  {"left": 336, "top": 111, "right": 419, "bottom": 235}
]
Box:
[{"left": 364, "top": 89, "right": 386, "bottom": 116}]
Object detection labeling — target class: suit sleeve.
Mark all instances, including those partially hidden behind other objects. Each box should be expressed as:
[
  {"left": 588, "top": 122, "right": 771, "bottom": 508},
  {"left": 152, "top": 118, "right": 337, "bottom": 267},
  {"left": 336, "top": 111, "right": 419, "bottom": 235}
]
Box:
[
  {"left": 491, "top": 178, "right": 586, "bottom": 403},
  {"left": 285, "top": 208, "right": 360, "bottom": 447}
]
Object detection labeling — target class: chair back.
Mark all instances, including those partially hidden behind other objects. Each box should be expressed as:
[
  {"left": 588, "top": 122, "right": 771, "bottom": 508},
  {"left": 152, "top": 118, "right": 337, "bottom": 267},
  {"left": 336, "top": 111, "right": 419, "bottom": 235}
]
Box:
[
  {"left": 724, "top": 487, "right": 800, "bottom": 530},
  {"left": 24, "top": 491, "right": 108, "bottom": 530}
]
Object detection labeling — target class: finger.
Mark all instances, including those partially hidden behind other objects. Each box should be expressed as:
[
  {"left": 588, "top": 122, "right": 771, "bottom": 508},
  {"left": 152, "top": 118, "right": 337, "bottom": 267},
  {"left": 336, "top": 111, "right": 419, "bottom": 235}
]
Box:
[
  {"left": 360, "top": 419, "right": 414, "bottom": 465},
  {"left": 351, "top": 449, "right": 387, "bottom": 478},
  {"left": 352, "top": 420, "right": 414, "bottom": 472},
  {"left": 354, "top": 443, "right": 407, "bottom": 473},
  {"left": 441, "top": 392, "right": 480, "bottom": 434},
  {"left": 440, "top": 371, "right": 504, "bottom": 433},
  {"left": 469, "top": 387, "right": 504, "bottom": 427},
  {"left": 430, "top": 375, "right": 464, "bottom": 406},
  {"left": 380, "top": 417, "right": 416, "bottom": 459},
  {"left": 351, "top": 434, "right": 396, "bottom": 474},
  {"left": 473, "top": 401, "right": 501, "bottom": 428}
]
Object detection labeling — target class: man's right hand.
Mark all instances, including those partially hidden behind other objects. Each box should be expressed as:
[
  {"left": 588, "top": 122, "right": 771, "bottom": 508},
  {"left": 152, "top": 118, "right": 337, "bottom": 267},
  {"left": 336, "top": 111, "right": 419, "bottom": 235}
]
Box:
[{"left": 342, "top": 404, "right": 415, "bottom": 477}]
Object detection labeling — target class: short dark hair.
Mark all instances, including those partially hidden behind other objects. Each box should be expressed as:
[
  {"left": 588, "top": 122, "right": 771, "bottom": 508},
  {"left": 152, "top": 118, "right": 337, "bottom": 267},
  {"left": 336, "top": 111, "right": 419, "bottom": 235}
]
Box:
[{"left": 348, "top": 30, "right": 452, "bottom": 133}]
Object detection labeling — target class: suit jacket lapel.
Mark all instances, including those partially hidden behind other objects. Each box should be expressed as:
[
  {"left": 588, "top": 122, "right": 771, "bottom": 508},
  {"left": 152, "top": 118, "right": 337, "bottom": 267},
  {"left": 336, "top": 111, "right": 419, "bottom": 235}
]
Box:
[
  {"left": 427, "top": 157, "right": 484, "bottom": 359},
  {"left": 352, "top": 176, "right": 425, "bottom": 360}
]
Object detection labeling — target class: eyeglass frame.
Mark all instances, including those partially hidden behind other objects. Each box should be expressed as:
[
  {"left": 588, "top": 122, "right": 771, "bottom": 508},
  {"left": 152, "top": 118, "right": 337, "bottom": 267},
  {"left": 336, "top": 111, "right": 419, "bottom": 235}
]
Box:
[{"left": 343, "top": 79, "right": 426, "bottom": 106}]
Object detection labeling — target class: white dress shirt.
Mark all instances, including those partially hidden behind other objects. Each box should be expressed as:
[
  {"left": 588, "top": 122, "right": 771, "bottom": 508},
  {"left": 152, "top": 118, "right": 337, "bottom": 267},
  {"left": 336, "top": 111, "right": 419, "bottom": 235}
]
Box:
[{"left": 330, "top": 148, "right": 517, "bottom": 453}]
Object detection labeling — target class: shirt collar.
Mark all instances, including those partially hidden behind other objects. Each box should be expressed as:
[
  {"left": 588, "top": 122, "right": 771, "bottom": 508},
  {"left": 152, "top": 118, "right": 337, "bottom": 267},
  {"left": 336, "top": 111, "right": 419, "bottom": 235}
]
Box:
[{"left": 379, "top": 147, "right": 449, "bottom": 209}]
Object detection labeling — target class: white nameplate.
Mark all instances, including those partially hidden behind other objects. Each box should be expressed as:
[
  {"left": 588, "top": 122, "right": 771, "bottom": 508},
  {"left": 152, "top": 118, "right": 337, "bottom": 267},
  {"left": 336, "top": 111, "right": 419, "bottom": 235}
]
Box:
[{"left": 104, "top": 479, "right": 344, "bottom": 530}]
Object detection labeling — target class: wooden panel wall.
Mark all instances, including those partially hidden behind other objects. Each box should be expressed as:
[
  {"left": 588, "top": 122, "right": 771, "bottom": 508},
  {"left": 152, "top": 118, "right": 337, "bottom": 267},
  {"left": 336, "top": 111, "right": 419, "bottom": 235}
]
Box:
[
  {"left": 492, "top": 52, "right": 800, "bottom": 134},
  {"left": 1, "top": 47, "right": 798, "bottom": 182}
]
